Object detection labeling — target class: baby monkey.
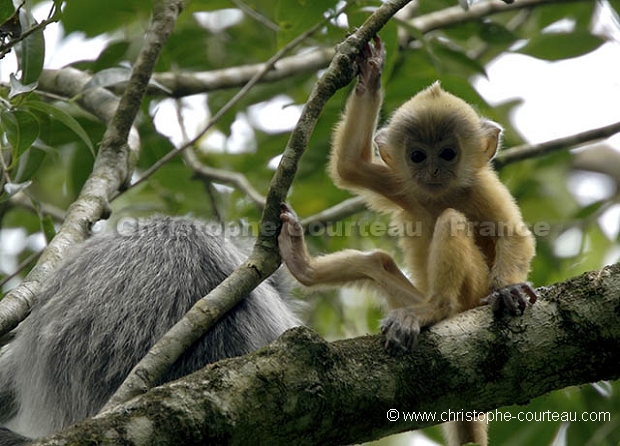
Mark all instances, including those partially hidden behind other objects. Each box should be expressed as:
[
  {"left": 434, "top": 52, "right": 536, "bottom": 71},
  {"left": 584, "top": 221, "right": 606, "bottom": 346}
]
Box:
[{"left": 279, "top": 37, "right": 536, "bottom": 446}]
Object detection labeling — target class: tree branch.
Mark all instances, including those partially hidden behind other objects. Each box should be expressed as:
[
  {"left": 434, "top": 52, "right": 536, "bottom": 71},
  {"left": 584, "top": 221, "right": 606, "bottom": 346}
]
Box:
[
  {"left": 34, "top": 263, "right": 620, "bottom": 445},
  {"left": 151, "top": 47, "right": 334, "bottom": 97},
  {"left": 409, "top": 0, "right": 589, "bottom": 34},
  {"left": 0, "top": 0, "right": 185, "bottom": 336},
  {"left": 182, "top": 148, "right": 266, "bottom": 209},
  {"left": 495, "top": 120, "right": 620, "bottom": 169}
]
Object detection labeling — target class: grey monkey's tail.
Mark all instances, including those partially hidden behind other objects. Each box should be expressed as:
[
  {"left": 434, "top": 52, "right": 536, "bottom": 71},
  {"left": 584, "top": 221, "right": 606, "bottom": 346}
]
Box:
[{"left": 0, "top": 427, "right": 28, "bottom": 446}]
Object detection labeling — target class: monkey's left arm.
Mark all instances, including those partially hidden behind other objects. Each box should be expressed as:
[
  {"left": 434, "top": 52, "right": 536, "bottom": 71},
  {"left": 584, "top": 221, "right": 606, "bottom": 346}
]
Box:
[{"left": 484, "top": 189, "right": 538, "bottom": 315}]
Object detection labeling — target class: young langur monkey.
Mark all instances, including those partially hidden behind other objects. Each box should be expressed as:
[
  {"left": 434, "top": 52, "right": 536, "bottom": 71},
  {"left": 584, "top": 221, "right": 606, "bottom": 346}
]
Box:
[{"left": 278, "top": 37, "right": 537, "bottom": 446}]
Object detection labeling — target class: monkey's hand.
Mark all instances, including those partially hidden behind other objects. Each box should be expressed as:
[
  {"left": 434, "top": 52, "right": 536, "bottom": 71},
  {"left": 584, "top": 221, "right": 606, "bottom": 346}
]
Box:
[
  {"left": 356, "top": 35, "right": 385, "bottom": 96},
  {"left": 482, "top": 282, "right": 537, "bottom": 317},
  {"left": 380, "top": 307, "right": 421, "bottom": 352}
]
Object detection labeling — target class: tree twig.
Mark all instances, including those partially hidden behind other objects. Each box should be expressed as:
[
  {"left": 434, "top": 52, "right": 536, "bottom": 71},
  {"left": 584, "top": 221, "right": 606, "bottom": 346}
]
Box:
[
  {"left": 410, "top": 0, "right": 588, "bottom": 34},
  {"left": 495, "top": 120, "right": 620, "bottom": 168},
  {"left": 0, "top": 2, "right": 60, "bottom": 59},
  {"left": 230, "top": 0, "right": 279, "bottom": 32},
  {"left": 182, "top": 149, "right": 266, "bottom": 209}
]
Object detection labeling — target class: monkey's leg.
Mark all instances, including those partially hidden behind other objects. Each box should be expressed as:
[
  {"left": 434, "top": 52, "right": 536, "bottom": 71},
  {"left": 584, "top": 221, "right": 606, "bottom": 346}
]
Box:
[
  {"left": 442, "top": 418, "right": 488, "bottom": 446},
  {"left": 279, "top": 204, "right": 424, "bottom": 309},
  {"left": 381, "top": 209, "right": 489, "bottom": 351},
  {"left": 430, "top": 209, "right": 489, "bottom": 446},
  {"left": 426, "top": 208, "right": 489, "bottom": 317}
]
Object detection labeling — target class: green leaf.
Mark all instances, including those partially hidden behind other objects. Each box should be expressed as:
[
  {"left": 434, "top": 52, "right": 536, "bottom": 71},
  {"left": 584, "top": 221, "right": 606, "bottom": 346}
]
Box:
[
  {"left": 8, "top": 73, "right": 37, "bottom": 99},
  {"left": 85, "top": 67, "right": 172, "bottom": 95},
  {"left": 479, "top": 21, "right": 517, "bottom": 45},
  {"left": 92, "top": 41, "right": 131, "bottom": 72},
  {"left": 518, "top": 32, "right": 605, "bottom": 61},
  {"left": 573, "top": 200, "right": 606, "bottom": 220},
  {"left": 19, "top": 12, "right": 45, "bottom": 85},
  {"left": 0, "top": 109, "right": 40, "bottom": 156},
  {"left": 85, "top": 67, "right": 132, "bottom": 90},
  {"left": 0, "top": 0, "right": 16, "bottom": 27},
  {"left": 429, "top": 40, "right": 487, "bottom": 77},
  {"left": 25, "top": 100, "right": 95, "bottom": 156},
  {"left": 3, "top": 180, "right": 32, "bottom": 198},
  {"left": 276, "top": 0, "right": 334, "bottom": 49},
  {"left": 41, "top": 215, "right": 56, "bottom": 243},
  {"left": 62, "top": 0, "right": 151, "bottom": 36},
  {"left": 14, "top": 146, "right": 47, "bottom": 183}
]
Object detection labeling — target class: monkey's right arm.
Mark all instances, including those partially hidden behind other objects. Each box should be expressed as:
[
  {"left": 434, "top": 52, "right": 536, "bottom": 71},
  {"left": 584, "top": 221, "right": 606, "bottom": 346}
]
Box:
[{"left": 328, "top": 37, "right": 404, "bottom": 207}]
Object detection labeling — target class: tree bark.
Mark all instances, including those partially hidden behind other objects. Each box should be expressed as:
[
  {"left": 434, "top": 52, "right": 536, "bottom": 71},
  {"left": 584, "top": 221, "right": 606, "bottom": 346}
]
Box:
[{"left": 32, "top": 263, "right": 620, "bottom": 445}]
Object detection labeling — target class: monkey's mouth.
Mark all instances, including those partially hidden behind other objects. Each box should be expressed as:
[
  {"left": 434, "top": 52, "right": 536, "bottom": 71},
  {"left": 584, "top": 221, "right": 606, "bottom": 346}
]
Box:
[{"left": 423, "top": 181, "right": 445, "bottom": 189}]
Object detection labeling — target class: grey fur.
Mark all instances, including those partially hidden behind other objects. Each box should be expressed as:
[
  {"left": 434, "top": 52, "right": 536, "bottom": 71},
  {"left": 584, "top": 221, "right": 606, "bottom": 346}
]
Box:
[{"left": 0, "top": 216, "right": 300, "bottom": 442}]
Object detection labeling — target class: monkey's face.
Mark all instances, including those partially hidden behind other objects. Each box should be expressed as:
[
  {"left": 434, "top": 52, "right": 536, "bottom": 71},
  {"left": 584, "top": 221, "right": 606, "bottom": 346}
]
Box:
[
  {"left": 405, "top": 140, "right": 461, "bottom": 194},
  {"left": 380, "top": 109, "right": 474, "bottom": 198},
  {"left": 377, "top": 83, "right": 501, "bottom": 199}
]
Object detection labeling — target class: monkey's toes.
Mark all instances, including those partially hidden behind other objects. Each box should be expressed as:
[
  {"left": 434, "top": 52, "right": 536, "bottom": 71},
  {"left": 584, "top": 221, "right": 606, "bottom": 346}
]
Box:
[
  {"left": 279, "top": 203, "right": 303, "bottom": 237},
  {"left": 380, "top": 308, "right": 420, "bottom": 352},
  {"left": 483, "top": 282, "right": 537, "bottom": 316}
]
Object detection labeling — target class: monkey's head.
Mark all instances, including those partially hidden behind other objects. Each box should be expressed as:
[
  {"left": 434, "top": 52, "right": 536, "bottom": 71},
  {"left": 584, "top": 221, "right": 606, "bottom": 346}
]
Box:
[{"left": 375, "top": 82, "right": 502, "bottom": 199}]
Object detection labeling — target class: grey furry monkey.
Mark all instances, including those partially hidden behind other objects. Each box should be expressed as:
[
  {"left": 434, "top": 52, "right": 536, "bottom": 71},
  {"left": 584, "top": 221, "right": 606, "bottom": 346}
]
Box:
[{"left": 0, "top": 216, "right": 301, "bottom": 444}]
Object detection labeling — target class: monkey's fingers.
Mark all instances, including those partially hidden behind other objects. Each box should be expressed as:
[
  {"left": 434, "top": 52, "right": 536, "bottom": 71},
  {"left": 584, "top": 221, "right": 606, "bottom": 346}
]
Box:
[
  {"left": 482, "top": 282, "right": 537, "bottom": 317},
  {"left": 519, "top": 282, "right": 538, "bottom": 304},
  {"left": 356, "top": 36, "right": 385, "bottom": 95},
  {"left": 380, "top": 307, "right": 420, "bottom": 352}
]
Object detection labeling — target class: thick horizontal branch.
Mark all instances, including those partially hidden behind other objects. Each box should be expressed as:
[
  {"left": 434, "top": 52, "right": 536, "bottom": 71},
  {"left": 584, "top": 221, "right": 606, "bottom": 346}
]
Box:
[
  {"left": 152, "top": 48, "right": 334, "bottom": 97},
  {"left": 34, "top": 263, "right": 620, "bottom": 445}
]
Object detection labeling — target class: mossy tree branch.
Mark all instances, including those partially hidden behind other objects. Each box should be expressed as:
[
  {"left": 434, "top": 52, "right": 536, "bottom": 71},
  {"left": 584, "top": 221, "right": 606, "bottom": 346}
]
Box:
[{"left": 34, "top": 264, "right": 620, "bottom": 445}]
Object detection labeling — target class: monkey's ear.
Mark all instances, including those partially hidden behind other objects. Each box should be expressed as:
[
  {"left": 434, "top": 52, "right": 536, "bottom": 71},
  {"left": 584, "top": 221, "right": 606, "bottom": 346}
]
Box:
[
  {"left": 374, "top": 128, "right": 396, "bottom": 166},
  {"left": 480, "top": 119, "right": 502, "bottom": 162}
]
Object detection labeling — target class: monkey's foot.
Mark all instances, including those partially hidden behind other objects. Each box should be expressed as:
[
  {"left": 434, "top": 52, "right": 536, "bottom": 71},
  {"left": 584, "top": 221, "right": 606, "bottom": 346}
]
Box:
[
  {"left": 482, "top": 282, "right": 537, "bottom": 316},
  {"left": 380, "top": 307, "right": 421, "bottom": 352},
  {"left": 279, "top": 202, "right": 304, "bottom": 244},
  {"left": 356, "top": 35, "right": 385, "bottom": 95},
  {"left": 278, "top": 203, "right": 308, "bottom": 267}
]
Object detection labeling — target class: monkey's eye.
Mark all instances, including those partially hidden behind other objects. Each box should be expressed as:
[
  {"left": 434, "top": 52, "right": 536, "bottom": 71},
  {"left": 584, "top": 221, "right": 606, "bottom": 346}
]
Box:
[
  {"left": 439, "top": 147, "right": 457, "bottom": 161},
  {"left": 410, "top": 150, "right": 426, "bottom": 164}
]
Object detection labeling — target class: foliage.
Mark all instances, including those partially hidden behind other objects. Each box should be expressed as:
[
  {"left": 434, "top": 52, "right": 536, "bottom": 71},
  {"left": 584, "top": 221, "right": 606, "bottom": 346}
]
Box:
[{"left": 1, "top": 0, "right": 619, "bottom": 444}]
